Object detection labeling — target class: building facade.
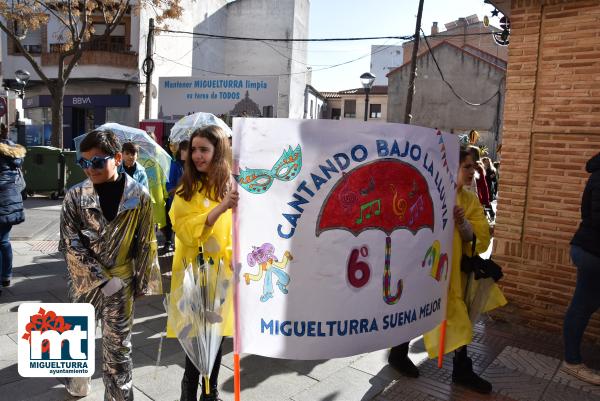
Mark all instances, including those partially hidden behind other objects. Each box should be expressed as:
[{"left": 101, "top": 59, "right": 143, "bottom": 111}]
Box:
[
  {"left": 1, "top": 0, "right": 310, "bottom": 148},
  {"left": 488, "top": 0, "right": 600, "bottom": 341},
  {"left": 322, "top": 86, "right": 388, "bottom": 122},
  {"left": 403, "top": 15, "right": 509, "bottom": 65},
  {"left": 386, "top": 41, "right": 506, "bottom": 158},
  {"left": 370, "top": 45, "right": 404, "bottom": 86},
  {"left": 304, "top": 85, "right": 326, "bottom": 119}
]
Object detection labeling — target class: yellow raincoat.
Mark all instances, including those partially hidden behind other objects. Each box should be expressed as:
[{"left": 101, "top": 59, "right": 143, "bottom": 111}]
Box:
[
  {"left": 423, "top": 188, "right": 507, "bottom": 358},
  {"left": 140, "top": 158, "right": 168, "bottom": 229},
  {"left": 166, "top": 187, "right": 234, "bottom": 338}
]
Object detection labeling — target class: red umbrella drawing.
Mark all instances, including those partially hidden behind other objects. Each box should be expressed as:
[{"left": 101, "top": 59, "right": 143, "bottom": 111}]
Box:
[{"left": 316, "top": 159, "right": 434, "bottom": 304}]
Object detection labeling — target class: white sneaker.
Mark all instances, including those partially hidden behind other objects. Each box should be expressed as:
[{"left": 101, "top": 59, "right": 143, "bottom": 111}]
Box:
[
  {"left": 65, "top": 377, "right": 92, "bottom": 396},
  {"left": 561, "top": 362, "right": 600, "bottom": 385}
]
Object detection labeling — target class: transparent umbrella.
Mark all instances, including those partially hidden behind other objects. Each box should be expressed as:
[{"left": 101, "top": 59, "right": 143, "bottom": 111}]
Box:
[
  {"left": 168, "top": 250, "right": 229, "bottom": 397},
  {"left": 73, "top": 123, "right": 172, "bottom": 176},
  {"left": 169, "top": 112, "right": 232, "bottom": 144}
]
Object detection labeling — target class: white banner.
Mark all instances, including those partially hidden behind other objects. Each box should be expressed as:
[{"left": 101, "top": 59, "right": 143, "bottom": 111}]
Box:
[
  {"left": 158, "top": 76, "right": 279, "bottom": 120},
  {"left": 234, "top": 119, "right": 459, "bottom": 359}
]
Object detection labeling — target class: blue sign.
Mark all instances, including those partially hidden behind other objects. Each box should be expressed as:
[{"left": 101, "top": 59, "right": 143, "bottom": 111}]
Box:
[{"left": 24, "top": 95, "right": 130, "bottom": 109}]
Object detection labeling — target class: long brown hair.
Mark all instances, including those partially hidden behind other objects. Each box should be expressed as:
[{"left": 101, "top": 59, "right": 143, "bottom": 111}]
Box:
[{"left": 177, "top": 125, "right": 232, "bottom": 202}]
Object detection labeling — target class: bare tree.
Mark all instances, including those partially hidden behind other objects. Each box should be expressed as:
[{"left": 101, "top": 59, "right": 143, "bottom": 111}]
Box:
[{"left": 0, "top": 0, "right": 182, "bottom": 148}]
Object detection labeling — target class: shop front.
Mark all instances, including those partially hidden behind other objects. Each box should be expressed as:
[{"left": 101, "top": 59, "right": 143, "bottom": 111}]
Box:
[{"left": 23, "top": 94, "right": 130, "bottom": 148}]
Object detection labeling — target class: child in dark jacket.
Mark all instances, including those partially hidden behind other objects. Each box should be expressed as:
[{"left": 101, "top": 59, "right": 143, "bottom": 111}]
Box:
[
  {"left": 0, "top": 123, "right": 26, "bottom": 290},
  {"left": 162, "top": 140, "right": 189, "bottom": 253}
]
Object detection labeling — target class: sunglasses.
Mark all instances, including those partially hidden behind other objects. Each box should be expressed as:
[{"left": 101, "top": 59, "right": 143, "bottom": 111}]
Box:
[{"left": 77, "top": 155, "right": 114, "bottom": 170}]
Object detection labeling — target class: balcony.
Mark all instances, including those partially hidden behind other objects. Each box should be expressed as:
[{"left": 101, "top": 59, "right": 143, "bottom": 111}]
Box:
[{"left": 41, "top": 41, "right": 137, "bottom": 69}]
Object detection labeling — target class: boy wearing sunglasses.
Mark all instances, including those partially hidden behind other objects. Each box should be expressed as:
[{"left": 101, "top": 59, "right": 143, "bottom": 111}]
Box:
[{"left": 59, "top": 130, "right": 161, "bottom": 400}]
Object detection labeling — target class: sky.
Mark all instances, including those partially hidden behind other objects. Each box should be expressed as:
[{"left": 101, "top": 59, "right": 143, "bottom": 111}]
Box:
[{"left": 307, "top": 0, "right": 497, "bottom": 91}]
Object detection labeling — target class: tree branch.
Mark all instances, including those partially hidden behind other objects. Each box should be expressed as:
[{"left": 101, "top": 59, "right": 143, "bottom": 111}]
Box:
[
  {"left": 32, "top": 0, "right": 71, "bottom": 32},
  {"left": 66, "top": 0, "right": 79, "bottom": 39},
  {"left": 64, "top": 0, "right": 90, "bottom": 80},
  {"left": 0, "top": 20, "right": 51, "bottom": 86}
]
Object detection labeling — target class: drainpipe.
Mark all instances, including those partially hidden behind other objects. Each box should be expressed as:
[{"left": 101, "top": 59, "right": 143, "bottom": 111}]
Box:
[{"left": 303, "top": 85, "right": 309, "bottom": 119}]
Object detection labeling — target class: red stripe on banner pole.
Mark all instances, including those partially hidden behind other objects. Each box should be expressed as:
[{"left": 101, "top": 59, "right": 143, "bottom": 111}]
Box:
[
  {"left": 234, "top": 353, "right": 241, "bottom": 401},
  {"left": 232, "top": 138, "right": 242, "bottom": 401},
  {"left": 438, "top": 319, "right": 447, "bottom": 368}
]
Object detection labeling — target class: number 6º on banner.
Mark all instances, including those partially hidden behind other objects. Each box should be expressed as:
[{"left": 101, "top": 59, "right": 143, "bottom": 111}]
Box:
[{"left": 347, "top": 246, "right": 370, "bottom": 288}]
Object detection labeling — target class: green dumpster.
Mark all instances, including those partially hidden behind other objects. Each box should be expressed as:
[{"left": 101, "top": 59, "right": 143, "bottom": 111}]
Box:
[
  {"left": 22, "top": 146, "right": 65, "bottom": 199},
  {"left": 63, "top": 150, "right": 88, "bottom": 190}
]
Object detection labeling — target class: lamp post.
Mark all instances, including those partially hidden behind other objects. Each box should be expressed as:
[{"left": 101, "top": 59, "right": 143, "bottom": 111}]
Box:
[
  {"left": 2, "top": 69, "right": 30, "bottom": 126},
  {"left": 14, "top": 69, "right": 31, "bottom": 99},
  {"left": 360, "top": 72, "right": 376, "bottom": 122},
  {"left": 10, "top": 70, "right": 30, "bottom": 145}
]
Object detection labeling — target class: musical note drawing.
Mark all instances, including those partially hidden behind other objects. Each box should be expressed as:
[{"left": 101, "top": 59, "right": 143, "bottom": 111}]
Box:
[
  {"left": 408, "top": 179, "right": 418, "bottom": 198},
  {"left": 390, "top": 184, "right": 408, "bottom": 219},
  {"left": 338, "top": 173, "right": 358, "bottom": 212},
  {"left": 355, "top": 199, "right": 381, "bottom": 224},
  {"left": 360, "top": 177, "right": 376, "bottom": 196},
  {"left": 407, "top": 195, "right": 425, "bottom": 225}
]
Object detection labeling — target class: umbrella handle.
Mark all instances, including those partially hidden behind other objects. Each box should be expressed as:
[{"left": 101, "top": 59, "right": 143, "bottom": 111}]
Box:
[
  {"left": 203, "top": 375, "right": 210, "bottom": 395},
  {"left": 383, "top": 236, "right": 403, "bottom": 305}
]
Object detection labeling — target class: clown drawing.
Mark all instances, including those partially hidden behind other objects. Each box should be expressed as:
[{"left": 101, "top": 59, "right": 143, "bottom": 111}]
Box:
[{"left": 244, "top": 243, "right": 293, "bottom": 302}]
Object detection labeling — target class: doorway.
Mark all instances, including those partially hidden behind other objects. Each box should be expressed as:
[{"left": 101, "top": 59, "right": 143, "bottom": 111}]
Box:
[{"left": 72, "top": 107, "right": 95, "bottom": 138}]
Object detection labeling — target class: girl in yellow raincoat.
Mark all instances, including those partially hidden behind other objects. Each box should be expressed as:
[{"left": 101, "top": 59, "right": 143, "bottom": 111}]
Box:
[
  {"left": 167, "top": 125, "right": 238, "bottom": 401},
  {"left": 425, "top": 145, "right": 507, "bottom": 392},
  {"left": 389, "top": 146, "right": 506, "bottom": 394}
]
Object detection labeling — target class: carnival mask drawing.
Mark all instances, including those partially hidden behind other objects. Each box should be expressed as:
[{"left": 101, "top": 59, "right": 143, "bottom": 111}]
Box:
[{"left": 237, "top": 145, "right": 302, "bottom": 194}]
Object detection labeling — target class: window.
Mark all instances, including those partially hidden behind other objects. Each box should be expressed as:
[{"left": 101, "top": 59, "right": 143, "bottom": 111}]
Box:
[
  {"left": 14, "top": 26, "right": 42, "bottom": 54},
  {"left": 87, "top": 23, "right": 128, "bottom": 52},
  {"left": 370, "top": 104, "right": 382, "bottom": 119},
  {"left": 343, "top": 100, "right": 356, "bottom": 118}
]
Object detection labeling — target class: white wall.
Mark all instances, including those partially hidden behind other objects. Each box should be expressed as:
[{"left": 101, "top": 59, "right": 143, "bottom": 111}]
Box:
[
  {"left": 140, "top": 0, "right": 227, "bottom": 121},
  {"left": 224, "top": 0, "right": 308, "bottom": 118},
  {"left": 305, "top": 90, "right": 325, "bottom": 119},
  {"left": 370, "top": 45, "right": 403, "bottom": 85},
  {"left": 289, "top": 0, "right": 310, "bottom": 119}
]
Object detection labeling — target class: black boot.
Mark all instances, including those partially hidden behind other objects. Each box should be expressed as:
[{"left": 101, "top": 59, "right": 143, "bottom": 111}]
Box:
[
  {"left": 452, "top": 349, "right": 492, "bottom": 394},
  {"left": 388, "top": 342, "right": 419, "bottom": 378},
  {"left": 199, "top": 386, "right": 222, "bottom": 401}
]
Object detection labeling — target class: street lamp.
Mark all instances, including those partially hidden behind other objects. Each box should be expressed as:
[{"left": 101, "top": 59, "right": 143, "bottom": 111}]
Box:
[
  {"left": 360, "top": 72, "right": 376, "bottom": 122},
  {"left": 2, "top": 69, "right": 30, "bottom": 126},
  {"left": 14, "top": 69, "right": 30, "bottom": 99}
]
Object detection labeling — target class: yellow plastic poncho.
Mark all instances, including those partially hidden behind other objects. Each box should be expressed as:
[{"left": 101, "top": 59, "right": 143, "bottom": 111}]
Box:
[
  {"left": 140, "top": 158, "right": 168, "bottom": 229},
  {"left": 423, "top": 188, "right": 507, "bottom": 358},
  {"left": 166, "top": 187, "right": 234, "bottom": 338}
]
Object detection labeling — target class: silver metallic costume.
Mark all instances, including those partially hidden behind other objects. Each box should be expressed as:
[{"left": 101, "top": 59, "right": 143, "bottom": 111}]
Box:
[{"left": 59, "top": 174, "right": 162, "bottom": 401}]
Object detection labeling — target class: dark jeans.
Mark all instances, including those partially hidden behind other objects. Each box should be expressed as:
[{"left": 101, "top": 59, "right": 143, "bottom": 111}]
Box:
[
  {"left": 161, "top": 200, "right": 173, "bottom": 244},
  {"left": 564, "top": 245, "right": 600, "bottom": 364},
  {"left": 0, "top": 223, "right": 13, "bottom": 281}
]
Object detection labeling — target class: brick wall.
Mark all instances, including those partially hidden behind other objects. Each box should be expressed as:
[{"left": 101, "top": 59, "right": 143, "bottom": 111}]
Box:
[{"left": 493, "top": 0, "right": 600, "bottom": 341}]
